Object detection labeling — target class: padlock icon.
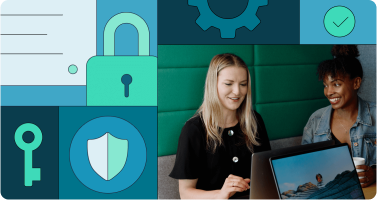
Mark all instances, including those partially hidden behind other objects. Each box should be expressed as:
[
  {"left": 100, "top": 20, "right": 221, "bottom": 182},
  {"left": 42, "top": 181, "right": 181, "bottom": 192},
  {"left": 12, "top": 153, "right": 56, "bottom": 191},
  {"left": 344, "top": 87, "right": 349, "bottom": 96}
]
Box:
[{"left": 87, "top": 13, "right": 157, "bottom": 106}]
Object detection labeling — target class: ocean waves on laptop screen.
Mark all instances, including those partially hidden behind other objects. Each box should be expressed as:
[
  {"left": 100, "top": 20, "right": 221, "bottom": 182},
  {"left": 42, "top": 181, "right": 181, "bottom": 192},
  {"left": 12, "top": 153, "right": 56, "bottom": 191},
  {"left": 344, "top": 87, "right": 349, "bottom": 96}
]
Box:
[{"left": 271, "top": 145, "right": 363, "bottom": 199}]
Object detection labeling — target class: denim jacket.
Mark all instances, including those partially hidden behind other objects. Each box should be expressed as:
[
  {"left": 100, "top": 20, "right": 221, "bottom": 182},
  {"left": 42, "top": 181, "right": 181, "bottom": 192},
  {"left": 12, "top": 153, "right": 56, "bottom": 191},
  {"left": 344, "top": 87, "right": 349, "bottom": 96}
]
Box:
[{"left": 302, "top": 97, "right": 376, "bottom": 166}]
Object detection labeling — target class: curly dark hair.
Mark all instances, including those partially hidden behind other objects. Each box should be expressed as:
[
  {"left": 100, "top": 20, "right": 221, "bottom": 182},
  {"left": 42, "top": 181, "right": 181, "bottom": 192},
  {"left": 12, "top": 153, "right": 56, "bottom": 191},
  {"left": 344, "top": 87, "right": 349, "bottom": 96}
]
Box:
[{"left": 317, "top": 45, "right": 363, "bottom": 81}]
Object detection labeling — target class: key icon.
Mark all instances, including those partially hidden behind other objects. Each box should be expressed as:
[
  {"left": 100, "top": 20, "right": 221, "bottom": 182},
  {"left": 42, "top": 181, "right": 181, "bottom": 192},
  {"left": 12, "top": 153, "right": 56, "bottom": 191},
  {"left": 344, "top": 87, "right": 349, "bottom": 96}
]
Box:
[
  {"left": 121, "top": 74, "right": 132, "bottom": 97},
  {"left": 14, "top": 123, "right": 43, "bottom": 186}
]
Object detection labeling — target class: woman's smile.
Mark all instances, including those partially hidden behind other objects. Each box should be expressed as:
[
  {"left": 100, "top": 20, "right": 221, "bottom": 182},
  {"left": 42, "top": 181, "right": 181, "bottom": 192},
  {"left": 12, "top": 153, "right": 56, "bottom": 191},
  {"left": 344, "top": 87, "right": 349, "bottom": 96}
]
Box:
[
  {"left": 329, "top": 97, "right": 340, "bottom": 104},
  {"left": 228, "top": 97, "right": 240, "bottom": 102}
]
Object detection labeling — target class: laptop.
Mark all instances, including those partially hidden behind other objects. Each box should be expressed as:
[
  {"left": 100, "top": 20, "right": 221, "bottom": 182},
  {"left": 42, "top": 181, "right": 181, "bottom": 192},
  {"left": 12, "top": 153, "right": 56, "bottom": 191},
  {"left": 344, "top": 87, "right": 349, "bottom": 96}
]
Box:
[
  {"left": 249, "top": 141, "right": 334, "bottom": 199},
  {"left": 270, "top": 143, "right": 364, "bottom": 199}
]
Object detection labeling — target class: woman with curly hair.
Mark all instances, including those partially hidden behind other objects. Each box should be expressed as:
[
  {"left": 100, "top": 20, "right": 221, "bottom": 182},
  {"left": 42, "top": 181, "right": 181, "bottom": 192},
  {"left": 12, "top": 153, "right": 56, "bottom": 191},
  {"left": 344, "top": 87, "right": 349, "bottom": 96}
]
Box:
[
  {"left": 170, "top": 53, "right": 271, "bottom": 199},
  {"left": 302, "top": 45, "right": 376, "bottom": 187}
]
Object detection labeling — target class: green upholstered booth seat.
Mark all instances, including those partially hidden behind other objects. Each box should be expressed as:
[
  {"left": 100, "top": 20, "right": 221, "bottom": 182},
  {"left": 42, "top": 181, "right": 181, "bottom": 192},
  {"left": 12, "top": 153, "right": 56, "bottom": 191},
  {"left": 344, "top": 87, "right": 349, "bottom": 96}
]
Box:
[
  {"left": 158, "top": 110, "right": 196, "bottom": 156},
  {"left": 158, "top": 68, "right": 207, "bottom": 112},
  {"left": 254, "top": 64, "right": 325, "bottom": 104},
  {"left": 254, "top": 45, "right": 334, "bottom": 66},
  {"left": 255, "top": 99, "right": 330, "bottom": 140},
  {"left": 158, "top": 45, "right": 254, "bottom": 68},
  {"left": 158, "top": 45, "right": 333, "bottom": 157}
]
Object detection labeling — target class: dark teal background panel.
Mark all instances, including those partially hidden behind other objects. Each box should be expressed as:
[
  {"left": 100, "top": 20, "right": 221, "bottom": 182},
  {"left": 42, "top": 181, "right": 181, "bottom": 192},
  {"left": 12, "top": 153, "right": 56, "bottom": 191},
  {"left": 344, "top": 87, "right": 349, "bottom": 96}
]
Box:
[
  {"left": 1, "top": 106, "right": 59, "bottom": 199},
  {"left": 59, "top": 107, "right": 157, "bottom": 199},
  {"left": 158, "top": 0, "right": 300, "bottom": 44}
]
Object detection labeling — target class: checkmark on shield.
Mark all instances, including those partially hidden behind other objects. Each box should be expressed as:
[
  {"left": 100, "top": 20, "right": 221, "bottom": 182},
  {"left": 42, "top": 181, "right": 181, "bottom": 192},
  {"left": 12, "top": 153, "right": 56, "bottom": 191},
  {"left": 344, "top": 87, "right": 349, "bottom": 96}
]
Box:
[{"left": 87, "top": 133, "right": 128, "bottom": 181}]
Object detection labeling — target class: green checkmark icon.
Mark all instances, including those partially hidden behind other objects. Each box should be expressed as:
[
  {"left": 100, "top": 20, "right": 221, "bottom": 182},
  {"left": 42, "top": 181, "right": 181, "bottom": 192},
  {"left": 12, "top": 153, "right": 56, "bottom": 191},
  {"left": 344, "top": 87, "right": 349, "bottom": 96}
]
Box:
[{"left": 324, "top": 6, "right": 355, "bottom": 37}]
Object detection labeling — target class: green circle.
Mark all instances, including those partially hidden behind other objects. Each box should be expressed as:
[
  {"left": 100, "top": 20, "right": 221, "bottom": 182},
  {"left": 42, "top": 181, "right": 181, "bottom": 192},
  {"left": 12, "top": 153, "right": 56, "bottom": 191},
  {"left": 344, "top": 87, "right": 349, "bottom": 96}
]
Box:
[
  {"left": 14, "top": 123, "right": 42, "bottom": 151},
  {"left": 69, "top": 64, "right": 78, "bottom": 74},
  {"left": 324, "top": 6, "right": 355, "bottom": 37}
]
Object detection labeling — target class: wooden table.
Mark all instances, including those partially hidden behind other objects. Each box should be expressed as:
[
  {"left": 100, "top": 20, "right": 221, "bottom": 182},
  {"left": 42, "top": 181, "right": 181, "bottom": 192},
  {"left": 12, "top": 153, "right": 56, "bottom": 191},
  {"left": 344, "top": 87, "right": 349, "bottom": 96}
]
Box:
[{"left": 363, "top": 182, "right": 376, "bottom": 199}]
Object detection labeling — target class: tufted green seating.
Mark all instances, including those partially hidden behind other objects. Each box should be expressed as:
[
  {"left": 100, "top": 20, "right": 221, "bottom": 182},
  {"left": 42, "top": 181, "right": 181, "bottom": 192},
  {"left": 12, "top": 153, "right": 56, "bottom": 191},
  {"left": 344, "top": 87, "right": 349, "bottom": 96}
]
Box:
[{"left": 158, "top": 45, "right": 333, "bottom": 157}]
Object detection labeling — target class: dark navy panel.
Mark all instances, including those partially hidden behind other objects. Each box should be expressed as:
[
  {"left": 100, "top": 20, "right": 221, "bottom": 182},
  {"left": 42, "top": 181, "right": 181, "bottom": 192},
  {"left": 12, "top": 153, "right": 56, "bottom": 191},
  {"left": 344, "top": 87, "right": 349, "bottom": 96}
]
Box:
[
  {"left": 1, "top": 106, "right": 59, "bottom": 199},
  {"left": 158, "top": 0, "right": 299, "bottom": 44}
]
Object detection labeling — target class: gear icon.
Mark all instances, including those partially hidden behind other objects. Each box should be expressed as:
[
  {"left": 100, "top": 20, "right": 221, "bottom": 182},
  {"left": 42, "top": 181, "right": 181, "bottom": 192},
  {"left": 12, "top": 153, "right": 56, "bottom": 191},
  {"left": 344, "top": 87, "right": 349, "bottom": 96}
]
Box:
[{"left": 189, "top": 0, "right": 268, "bottom": 38}]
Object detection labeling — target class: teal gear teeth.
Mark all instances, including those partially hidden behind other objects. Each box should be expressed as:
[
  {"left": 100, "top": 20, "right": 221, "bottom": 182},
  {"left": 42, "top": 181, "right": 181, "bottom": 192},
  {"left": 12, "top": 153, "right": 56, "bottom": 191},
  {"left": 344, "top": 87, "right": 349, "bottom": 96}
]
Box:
[{"left": 188, "top": 0, "right": 268, "bottom": 38}]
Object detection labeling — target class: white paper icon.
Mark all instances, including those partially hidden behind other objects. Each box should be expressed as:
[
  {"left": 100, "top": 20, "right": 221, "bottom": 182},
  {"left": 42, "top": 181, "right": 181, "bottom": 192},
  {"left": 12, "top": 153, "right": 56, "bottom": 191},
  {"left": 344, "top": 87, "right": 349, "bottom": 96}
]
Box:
[{"left": 1, "top": 0, "right": 96, "bottom": 85}]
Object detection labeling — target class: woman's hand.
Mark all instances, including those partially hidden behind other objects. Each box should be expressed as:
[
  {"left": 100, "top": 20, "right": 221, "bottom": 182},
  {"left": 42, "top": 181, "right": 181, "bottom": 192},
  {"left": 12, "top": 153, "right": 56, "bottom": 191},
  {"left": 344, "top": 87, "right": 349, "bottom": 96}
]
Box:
[
  {"left": 218, "top": 174, "right": 250, "bottom": 199},
  {"left": 356, "top": 165, "right": 376, "bottom": 188},
  {"left": 179, "top": 176, "right": 250, "bottom": 199}
]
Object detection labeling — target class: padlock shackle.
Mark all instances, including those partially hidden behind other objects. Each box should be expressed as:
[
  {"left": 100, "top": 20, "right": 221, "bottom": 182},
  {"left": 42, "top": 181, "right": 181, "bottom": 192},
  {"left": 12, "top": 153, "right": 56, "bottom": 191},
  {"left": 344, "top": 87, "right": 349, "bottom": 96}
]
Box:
[{"left": 104, "top": 13, "right": 149, "bottom": 56}]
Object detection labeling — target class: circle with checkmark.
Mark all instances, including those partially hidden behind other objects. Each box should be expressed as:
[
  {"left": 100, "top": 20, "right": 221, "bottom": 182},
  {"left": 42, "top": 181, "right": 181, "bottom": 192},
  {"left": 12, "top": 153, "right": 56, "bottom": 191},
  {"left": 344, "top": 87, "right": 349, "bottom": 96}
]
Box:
[{"left": 324, "top": 6, "right": 355, "bottom": 37}]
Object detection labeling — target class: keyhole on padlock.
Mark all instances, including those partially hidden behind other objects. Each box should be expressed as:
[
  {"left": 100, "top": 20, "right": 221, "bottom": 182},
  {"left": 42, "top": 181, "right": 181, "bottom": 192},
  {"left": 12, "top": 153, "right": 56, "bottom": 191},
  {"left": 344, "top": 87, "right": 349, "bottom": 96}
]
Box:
[{"left": 121, "top": 74, "right": 132, "bottom": 97}]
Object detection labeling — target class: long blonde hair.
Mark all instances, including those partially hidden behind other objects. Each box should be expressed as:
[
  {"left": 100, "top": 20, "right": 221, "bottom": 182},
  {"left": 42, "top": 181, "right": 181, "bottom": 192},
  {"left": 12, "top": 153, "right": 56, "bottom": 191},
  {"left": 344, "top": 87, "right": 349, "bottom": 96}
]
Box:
[{"left": 197, "top": 53, "right": 260, "bottom": 153}]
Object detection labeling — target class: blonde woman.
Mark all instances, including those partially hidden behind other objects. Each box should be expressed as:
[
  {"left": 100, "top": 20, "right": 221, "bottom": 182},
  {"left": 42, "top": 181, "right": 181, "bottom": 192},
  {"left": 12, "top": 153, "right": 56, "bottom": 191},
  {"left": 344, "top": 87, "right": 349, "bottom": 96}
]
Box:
[{"left": 169, "top": 53, "right": 271, "bottom": 199}]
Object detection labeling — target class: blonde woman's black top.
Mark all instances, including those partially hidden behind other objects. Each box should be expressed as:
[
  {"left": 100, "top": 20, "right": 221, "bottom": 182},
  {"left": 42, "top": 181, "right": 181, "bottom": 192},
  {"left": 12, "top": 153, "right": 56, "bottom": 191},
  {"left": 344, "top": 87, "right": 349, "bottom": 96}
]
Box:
[{"left": 169, "top": 111, "right": 271, "bottom": 199}]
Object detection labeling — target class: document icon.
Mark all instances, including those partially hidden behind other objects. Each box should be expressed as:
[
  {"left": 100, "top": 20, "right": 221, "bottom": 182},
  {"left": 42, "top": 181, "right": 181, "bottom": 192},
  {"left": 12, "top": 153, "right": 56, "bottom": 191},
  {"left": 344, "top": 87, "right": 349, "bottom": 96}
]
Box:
[{"left": 1, "top": 0, "right": 96, "bottom": 86}]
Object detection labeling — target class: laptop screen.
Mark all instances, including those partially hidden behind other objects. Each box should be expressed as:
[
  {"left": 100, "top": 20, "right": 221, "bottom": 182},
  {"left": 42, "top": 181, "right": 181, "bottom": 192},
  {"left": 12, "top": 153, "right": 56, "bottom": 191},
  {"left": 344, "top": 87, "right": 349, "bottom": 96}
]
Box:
[{"left": 270, "top": 145, "right": 364, "bottom": 199}]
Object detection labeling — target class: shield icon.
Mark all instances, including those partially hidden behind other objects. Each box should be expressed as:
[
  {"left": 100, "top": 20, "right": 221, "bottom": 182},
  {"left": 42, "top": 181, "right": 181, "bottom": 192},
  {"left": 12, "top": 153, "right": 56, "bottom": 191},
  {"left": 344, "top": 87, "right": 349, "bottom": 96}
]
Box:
[{"left": 87, "top": 132, "right": 128, "bottom": 181}]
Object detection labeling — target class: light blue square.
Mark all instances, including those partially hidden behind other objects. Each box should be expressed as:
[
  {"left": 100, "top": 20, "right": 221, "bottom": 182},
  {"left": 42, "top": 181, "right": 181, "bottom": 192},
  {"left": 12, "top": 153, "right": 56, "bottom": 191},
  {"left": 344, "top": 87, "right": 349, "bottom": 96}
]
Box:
[
  {"left": 300, "top": 0, "right": 376, "bottom": 44},
  {"left": 97, "top": 0, "right": 157, "bottom": 57}
]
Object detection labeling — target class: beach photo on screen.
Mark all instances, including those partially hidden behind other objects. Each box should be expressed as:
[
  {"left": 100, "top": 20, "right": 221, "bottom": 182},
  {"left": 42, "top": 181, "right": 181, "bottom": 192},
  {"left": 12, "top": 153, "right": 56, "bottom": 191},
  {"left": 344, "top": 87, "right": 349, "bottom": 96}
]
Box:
[{"left": 271, "top": 145, "right": 363, "bottom": 199}]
